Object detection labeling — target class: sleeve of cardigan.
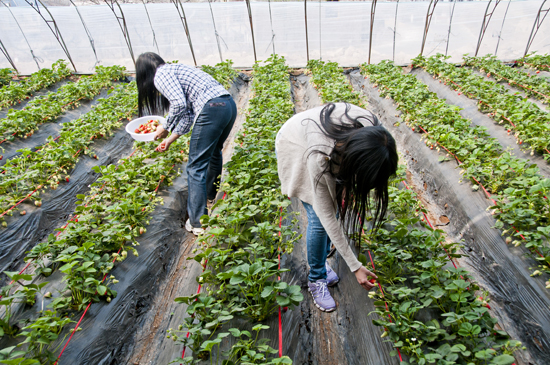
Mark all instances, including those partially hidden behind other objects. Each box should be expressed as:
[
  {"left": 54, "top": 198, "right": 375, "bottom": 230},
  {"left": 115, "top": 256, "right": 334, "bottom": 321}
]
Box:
[{"left": 307, "top": 155, "right": 363, "bottom": 273}]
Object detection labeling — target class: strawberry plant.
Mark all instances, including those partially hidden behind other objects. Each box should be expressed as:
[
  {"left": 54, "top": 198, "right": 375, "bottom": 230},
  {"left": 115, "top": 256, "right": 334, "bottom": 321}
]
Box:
[
  {"left": 308, "top": 60, "right": 522, "bottom": 364},
  {"left": 0, "top": 60, "right": 72, "bottom": 109},
  {"left": 0, "top": 68, "right": 15, "bottom": 87},
  {"left": 463, "top": 54, "right": 550, "bottom": 104},
  {"left": 202, "top": 60, "right": 238, "bottom": 90},
  {"left": 0, "top": 65, "right": 125, "bottom": 142},
  {"left": 362, "top": 60, "right": 550, "bottom": 281},
  {"left": 306, "top": 59, "right": 364, "bottom": 107},
  {"left": 363, "top": 172, "right": 522, "bottom": 365},
  {"left": 516, "top": 53, "right": 550, "bottom": 72},
  {"left": 413, "top": 54, "right": 550, "bottom": 160},
  {"left": 0, "top": 130, "right": 189, "bottom": 362},
  {"left": 0, "top": 82, "right": 138, "bottom": 223},
  {"left": 171, "top": 56, "right": 301, "bottom": 364}
]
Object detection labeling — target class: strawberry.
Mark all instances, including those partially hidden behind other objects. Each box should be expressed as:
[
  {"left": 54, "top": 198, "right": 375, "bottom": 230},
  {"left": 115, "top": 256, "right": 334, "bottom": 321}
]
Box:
[
  {"left": 66, "top": 177, "right": 70, "bottom": 182},
  {"left": 134, "top": 128, "right": 140, "bottom": 133},
  {"left": 35, "top": 200, "right": 42, "bottom": 207},
  {"left": 0, "top": 155, "right": 2, "bottom": 160},
  {"left": 139, "top": 227, "right": 145, "bottom": 235},
  {"left": 20, "top": 210, "right": 26, "bottom": 216},
  {"left": 369, "top": 279, "right": 376, "bottom": 284}
]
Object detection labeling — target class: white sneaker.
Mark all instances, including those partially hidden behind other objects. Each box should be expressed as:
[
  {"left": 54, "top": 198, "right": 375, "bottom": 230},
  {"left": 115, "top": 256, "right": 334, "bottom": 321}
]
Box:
[{"left": 185, "top": 219, "right": 205, "bottom": 236}]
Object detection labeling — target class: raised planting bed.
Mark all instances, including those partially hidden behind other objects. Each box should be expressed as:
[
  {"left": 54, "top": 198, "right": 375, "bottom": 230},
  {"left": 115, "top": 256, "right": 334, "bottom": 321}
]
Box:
[
  {"left": 0, "top": 60, "right": 72, "bottom": 110},
  {"left": 0, "top": 65, "right": 126, "bottom": 144},
  {"left": 0, "top": 135, "right": 189, "bottom": 363}
]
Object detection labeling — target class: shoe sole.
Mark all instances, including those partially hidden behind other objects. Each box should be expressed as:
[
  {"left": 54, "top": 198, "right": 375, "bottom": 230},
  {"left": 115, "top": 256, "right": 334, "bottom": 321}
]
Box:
[
  {"left": 327, "top": 279, "right": 339, "bottom": 287},
  {"left": 308, "top": 288, "right": 336, "bottom": 312}
]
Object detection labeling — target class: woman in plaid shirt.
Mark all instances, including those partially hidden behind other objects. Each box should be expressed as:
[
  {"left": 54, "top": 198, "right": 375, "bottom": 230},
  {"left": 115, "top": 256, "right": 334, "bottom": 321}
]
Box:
[{"left": 136, "top": 52, "right": 237, "bottom": 236}]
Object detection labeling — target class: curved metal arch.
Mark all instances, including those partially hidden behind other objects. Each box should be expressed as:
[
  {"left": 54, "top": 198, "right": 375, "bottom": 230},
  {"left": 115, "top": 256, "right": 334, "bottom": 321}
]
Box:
[
  {"left": 392, "top": 0, "right": 400, "bottom": 63},
  {"left": 495, "top": 0, "right": 512, "bottom": 56},
  {"left": 0, "top": 39, "right": 18, "bottom": 73},
  {"left": 24, "top": 0, "right": 77, "bottom": 72},
  {"left": 368, "top": 0, "right": 378, "bottom": 65},
  {"left": 69, "top": 0, "right": 100, "bottom": 69},
  {"left": 171, "top": 0, "right": 197, "bottom": 66},
  {"left": 104, "top": 0, "right": 136, "bottom": 67},
  {"left": 305, "top": 0, "right": 309, "bottom": 63},
  {"left": 525, "top": 0, "right": 549, "bottom": 56},
  {"left": 1, "top": 0, "right": 42, "bottom": 71},
  {"left": 445, "top": 0, "right": 457, "bottom": 57},
  {"left": 474, "top": 0, "right": 502, "bottom": 57},
  {"left": 245, "top": 0, "right": 257, "bottom": 63},
  {"left": 141, "top": 0, "right": 160, "bottom": 55},
  {"left": 420, "top": 0, "right": 439, "bottom": 56}
]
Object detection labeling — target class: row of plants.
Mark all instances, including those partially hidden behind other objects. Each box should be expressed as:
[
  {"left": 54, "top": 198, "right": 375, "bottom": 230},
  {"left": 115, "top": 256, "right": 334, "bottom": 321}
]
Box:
[
  {"left": 0, "top": 68, "right": 15, "bottom": 87},
  {"left": 201, "top": 60, "right": 239, "bottom": 90},
  {"left": 0, "top": 81, "right": 138, "bottom": 224},
  {"left": 168, "top": 55, "right": 298, "bottom": 365},
  {"left": 0, "top": 65, "right": 126, "bottom": 142},
  {"left": 306, "top": 59, "right": 364, "bottom": 106},
  {"left": 0, "top": 136, "right": 189, "bottom": 364},
  {"left": 0, "top": 60, "right": 72, "bottom": 109},
  {"left": 516, "top": 53, "right": 550, "bottom": 72},
  {"left": 463, "top": 54, "right": 550, "bottom": 103},
  {"left": 413, "top": 54, "right": 550, "bottom": 160},
  {"left": 361, "top": 60, "right": 550, "bottom": 286},
  {"left": 308, "top": 59, "right": 523, "bottom": 364},
  {"left": 366, "top": 171, "right": 522, "bottom": 365}
]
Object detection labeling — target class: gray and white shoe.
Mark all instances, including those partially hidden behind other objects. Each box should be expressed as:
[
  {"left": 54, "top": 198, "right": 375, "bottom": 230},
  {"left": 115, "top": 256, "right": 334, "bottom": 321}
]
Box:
[
  {"left": 325, "top": 262, "right": 340, "bottom": 287},
  {"left": 185, "top": 219, "right": 205, "bottom": 236},
  {"left": 308, "top": 279, "right": 336, "bottom": 312}
]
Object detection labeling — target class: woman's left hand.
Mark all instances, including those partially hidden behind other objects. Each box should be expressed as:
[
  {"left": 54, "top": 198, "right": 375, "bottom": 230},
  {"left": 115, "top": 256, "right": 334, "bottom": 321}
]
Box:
[{"left": 154, "top": 132, "right": 181, "bottom": 152}]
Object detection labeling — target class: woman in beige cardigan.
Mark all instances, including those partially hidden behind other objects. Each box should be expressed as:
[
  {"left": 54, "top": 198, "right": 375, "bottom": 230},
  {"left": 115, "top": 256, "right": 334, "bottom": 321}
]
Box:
[{"left": 276, "top": 102, "right": 398, "bottom": 312}]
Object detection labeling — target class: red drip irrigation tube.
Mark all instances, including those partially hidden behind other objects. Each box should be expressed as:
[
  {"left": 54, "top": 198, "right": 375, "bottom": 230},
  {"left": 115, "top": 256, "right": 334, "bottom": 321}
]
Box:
[
  {"left": 0, "top": 132, "right": 17, "bottom": 145},
  {"left": 181, "top": 192, "right": 285, "bottom": 361},
  {"left": 361, "top": 231, "right": 403, "bottom": 363},
  {"left": 54, "top": 154, "right": 170, "bottom": 365},
  {"left": 483, "top": 72, "right": 550, "bottom": 99},
  {"left": 0, "top": 149, "right": 139, "bottom": 300},
  {"left": 0, "top": 148, "right": 83, "bottom": 218}
]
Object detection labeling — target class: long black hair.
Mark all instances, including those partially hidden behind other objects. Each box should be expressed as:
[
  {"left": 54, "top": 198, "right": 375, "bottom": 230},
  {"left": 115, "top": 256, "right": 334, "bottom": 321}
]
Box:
[
  {"left": 136, "top": 52, "right": 170, "bottom": 117},
  {"left": 309, "top": 103, "right": 398, "bottom": 236}
]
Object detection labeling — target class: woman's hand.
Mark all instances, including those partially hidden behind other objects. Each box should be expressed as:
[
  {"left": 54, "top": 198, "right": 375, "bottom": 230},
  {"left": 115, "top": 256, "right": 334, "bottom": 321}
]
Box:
[
  {"left": 154, "top": 132, "right": 180, "bottom": 152},
  {"left": 354, "top": 266, "right": 378, "bottom": 290},
  {"left": 154, "top": 125, "right": 169, "bottom": 141}
]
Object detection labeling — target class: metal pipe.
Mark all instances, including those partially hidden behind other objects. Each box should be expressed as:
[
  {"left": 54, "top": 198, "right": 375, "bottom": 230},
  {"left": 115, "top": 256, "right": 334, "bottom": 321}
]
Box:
[
  {"left": 420, "top": 0, "right": 439, "bottom": 56},
  {"left": 524, "top": 0, "right": 549, "bottom": 56},
  {"left": 24, "top": 0, "right": 77, "bottom": 71},
  {"left": 171, "top": 0, "right": 197, "bottom": 66},
  {"left": 474, "top": 0, "right": 501, "bottom": 57},
  {"left": 368, "top": 0, "right": 378, "bottom": 65},
  {"left": 245, "top": 0, "right": 257, "bottom": 62},
  {"left": 305, "top": 0, "right": 309, "bottom": 63}
]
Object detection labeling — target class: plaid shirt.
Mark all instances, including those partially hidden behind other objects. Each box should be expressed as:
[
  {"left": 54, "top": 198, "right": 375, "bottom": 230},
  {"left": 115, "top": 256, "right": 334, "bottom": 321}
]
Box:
[{"left": 154, "top": 64, "right": 229, "bottom": 135}]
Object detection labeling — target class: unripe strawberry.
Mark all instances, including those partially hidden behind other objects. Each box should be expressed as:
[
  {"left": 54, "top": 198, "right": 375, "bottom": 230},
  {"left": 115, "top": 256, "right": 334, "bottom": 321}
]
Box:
[
  {"left": 20, "top": 210, "right": 26, "bottom": 216},
  {"left": 35, "top": 200, "right": 42, "bottom": 207},
  {"left": 1, "top": 222, "right": 6, "bottom": 228},
  {"left": 505, "top": 237, "right": 512, "bottom": 244},
  {"left": 139, "top": 227, "right": 145, "bottom": 235},
  {"left": 106, "top": 297, "right": 111, "bottom": 303}
]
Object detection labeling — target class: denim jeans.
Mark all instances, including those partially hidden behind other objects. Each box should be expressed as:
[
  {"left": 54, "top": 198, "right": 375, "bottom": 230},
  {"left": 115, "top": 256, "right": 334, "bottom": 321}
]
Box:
[
  {"left": 187, "top": 95, "right": 237, "bottom": 228},
  {"left": 302, "top": 201, "right": 333, "bottom": 282}
]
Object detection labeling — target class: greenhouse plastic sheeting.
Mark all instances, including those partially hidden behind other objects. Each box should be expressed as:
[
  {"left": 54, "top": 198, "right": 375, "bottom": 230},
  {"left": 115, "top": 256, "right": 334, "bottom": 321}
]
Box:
[{"left": 1, "top": 1, "right": 550, "bottom": 74}]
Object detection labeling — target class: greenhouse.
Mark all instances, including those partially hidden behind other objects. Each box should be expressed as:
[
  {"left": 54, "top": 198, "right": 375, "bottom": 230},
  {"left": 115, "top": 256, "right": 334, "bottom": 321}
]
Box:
[{"left": 0, "top": 0, "right": 550, "bottom": 364}]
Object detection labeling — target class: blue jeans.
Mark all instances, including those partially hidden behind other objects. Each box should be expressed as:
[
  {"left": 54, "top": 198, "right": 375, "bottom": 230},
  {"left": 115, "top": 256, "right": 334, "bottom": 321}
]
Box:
[
  {"left": 302, "top": 201, "right": 333, "bottom": 282},
  {"left": 187, "top": 95, "right": 237, "bottom": 228}
]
